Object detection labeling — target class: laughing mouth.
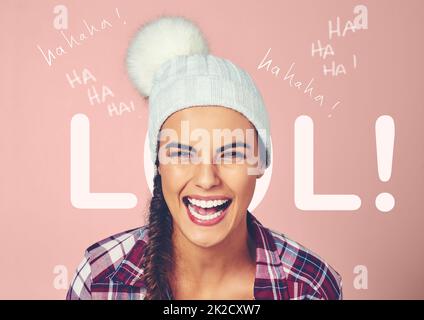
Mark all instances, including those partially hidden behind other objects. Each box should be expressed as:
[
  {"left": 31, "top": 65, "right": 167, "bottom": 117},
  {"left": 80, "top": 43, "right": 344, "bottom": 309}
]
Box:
[{"left": 183, "top": 196, "right": 233, "bottom": 216}]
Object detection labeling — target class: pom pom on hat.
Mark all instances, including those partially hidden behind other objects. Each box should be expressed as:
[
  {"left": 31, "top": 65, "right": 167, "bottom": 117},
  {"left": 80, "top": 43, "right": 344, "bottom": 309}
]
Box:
[
  {"left": 126, "top": 16, "right": 209, "bottom": 97},
  {"left": 126, "top": 15, "right": 272, "bottom": 174}
]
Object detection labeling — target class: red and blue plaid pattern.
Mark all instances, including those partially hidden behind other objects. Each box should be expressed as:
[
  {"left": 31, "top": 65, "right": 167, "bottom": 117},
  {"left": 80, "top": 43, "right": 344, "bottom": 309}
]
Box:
[{"left": 66, "top": 211, "right": 342, "bottom": 300}]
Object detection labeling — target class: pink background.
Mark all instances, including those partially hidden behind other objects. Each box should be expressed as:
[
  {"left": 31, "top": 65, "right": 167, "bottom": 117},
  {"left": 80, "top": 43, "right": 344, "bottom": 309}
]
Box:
[{"left": 1, "top": 0, "right": 423, "bottom": 299}]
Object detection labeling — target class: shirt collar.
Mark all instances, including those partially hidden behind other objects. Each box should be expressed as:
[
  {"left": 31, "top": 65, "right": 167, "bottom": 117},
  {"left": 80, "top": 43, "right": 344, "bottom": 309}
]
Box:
[
  {"left": 247, "top": 211, "right": 290, "bottom": 299},
  {"left": 109, "top": 211, "right": 289, "bottom": 299}
]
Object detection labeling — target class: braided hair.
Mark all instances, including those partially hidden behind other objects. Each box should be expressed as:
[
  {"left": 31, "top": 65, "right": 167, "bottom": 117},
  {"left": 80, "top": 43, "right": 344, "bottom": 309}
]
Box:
[{"left": 141, "top": 156, "right": 174, "bottom": 300}]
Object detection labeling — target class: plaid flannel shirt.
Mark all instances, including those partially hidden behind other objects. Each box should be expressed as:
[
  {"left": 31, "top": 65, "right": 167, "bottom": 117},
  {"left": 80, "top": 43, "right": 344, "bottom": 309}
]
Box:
[{"left": 66, "top": 211, "right": 343, "bottom": 300}]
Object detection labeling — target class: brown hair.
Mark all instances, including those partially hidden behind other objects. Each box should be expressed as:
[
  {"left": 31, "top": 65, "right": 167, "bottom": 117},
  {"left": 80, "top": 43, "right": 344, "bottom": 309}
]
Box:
[{"left": 141, "top": 155, "right": 174, "bottom": 299}]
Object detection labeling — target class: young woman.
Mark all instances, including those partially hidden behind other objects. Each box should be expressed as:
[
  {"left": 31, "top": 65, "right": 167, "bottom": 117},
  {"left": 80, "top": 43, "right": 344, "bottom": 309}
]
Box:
[{"left": 66, "top": 16, "right": 342, "bottom": 300}]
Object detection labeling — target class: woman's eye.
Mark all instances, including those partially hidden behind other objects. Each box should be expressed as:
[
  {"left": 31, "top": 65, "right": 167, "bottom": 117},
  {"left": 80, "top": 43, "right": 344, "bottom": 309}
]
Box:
[
  {"left": 170, "top": 151, "right": 192, "bottom": 157},
  {"left": 221, "top": 151, "right": 246, "bottom": 159}
]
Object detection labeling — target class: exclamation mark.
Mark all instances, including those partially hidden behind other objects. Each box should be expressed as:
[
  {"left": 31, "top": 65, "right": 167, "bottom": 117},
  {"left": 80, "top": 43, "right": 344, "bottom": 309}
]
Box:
[
  {"left": 327, "top": 101, "right": 341, "bottom": 118},
  {"left": 115, "top": 8, "right": 126, "bottom": 24},
  {"left": 375, "top": 115, "right": 395, "bottom": 212}
]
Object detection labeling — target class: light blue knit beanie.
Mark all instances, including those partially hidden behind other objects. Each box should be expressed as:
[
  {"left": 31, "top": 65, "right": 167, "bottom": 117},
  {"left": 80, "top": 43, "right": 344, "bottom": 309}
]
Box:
[{"left": 126, "top": 16, "right": 271, "bottom": 176}]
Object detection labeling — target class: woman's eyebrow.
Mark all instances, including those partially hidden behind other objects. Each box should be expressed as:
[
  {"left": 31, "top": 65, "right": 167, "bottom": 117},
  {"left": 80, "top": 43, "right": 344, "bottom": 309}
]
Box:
[{"left": 165, "top": 141, "right": 251, "bottom": 153}]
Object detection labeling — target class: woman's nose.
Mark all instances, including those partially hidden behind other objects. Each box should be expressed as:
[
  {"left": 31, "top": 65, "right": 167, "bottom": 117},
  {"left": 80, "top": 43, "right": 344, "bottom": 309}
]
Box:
[{"left": 193, "top": 162, "right": 221, "bottom": 190}]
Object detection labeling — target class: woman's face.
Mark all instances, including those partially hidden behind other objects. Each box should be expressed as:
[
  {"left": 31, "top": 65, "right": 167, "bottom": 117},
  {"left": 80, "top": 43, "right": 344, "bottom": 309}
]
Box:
[{"left": 158, "top": 106, "right": 264, "bottom": 249}]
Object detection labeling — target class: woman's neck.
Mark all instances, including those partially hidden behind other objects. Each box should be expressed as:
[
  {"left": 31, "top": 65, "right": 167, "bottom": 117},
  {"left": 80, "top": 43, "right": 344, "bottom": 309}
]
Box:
[{"left": 170, "top": 216, "right": 256, "bottom": 296}]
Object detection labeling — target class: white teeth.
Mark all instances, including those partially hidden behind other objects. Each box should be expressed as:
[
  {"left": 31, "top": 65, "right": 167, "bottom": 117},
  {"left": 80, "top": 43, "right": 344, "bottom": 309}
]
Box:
[
  {"left": 188, "top": 204, "right": 223, "bottom": 221},
  {"left": 187, "top": 197, "right": 229, "bottom": 208}
]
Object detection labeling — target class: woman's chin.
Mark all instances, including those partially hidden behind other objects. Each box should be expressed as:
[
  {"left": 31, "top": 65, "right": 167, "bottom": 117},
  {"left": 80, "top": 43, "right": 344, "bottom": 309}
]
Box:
[{"left": 182, "top": 218, "right": 238, "bottom": 249}]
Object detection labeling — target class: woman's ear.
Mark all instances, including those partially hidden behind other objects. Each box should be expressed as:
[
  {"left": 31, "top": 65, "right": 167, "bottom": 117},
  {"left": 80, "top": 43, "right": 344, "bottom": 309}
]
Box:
[{"left": 255, "top": 165, "right": 265, "bottom": 179}]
